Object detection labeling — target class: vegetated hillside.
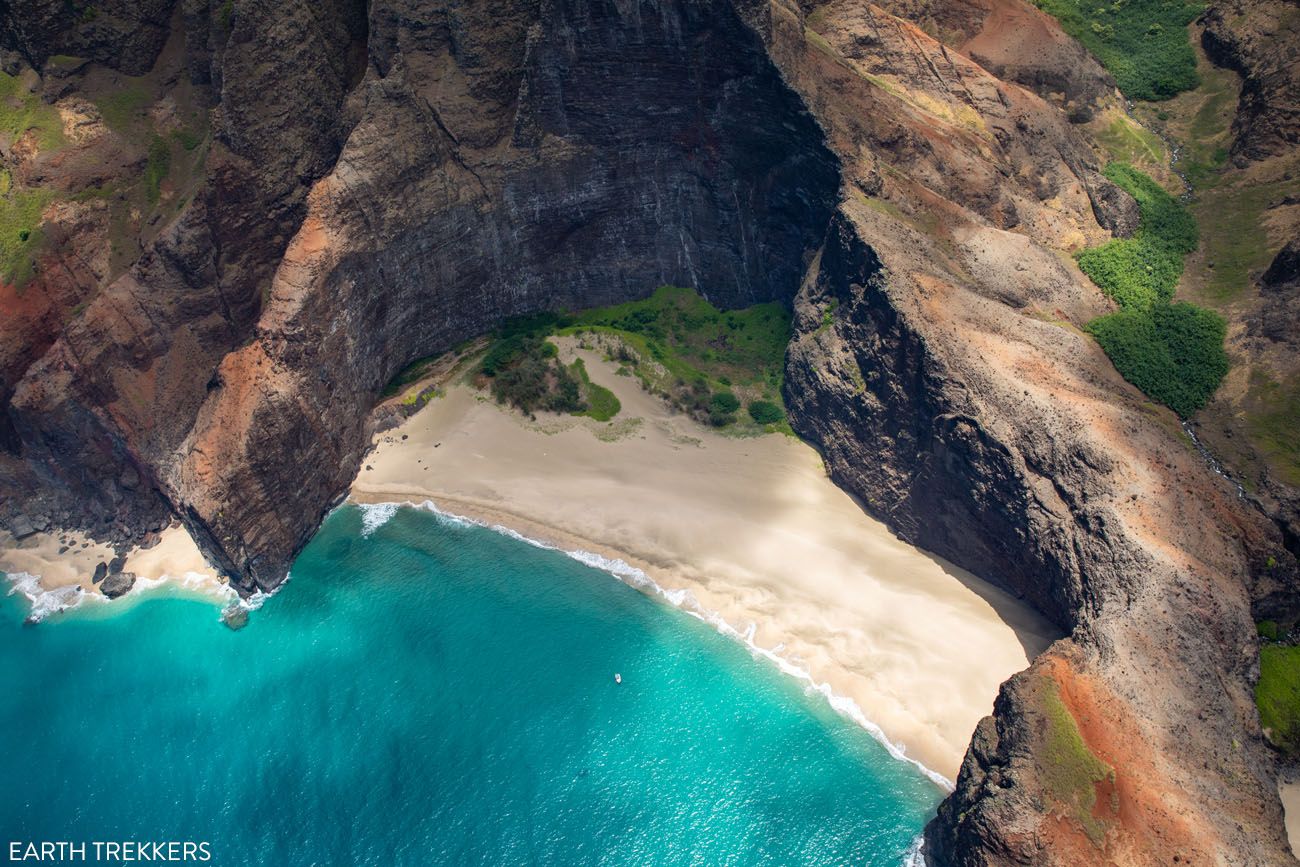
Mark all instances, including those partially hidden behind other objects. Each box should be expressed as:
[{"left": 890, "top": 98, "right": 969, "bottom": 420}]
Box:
[
  {"left": 1077, "top": 163, "right": 1228, "bottom": 417},
  {"left": 1029, "top": 0, "right": 1203, "bottom": 100},
  {"left": 1, "top": 1, "right": 1298, "bottom": 865},
  {"left": 459, "top": 287, "right": 792, "bottom": 431}
]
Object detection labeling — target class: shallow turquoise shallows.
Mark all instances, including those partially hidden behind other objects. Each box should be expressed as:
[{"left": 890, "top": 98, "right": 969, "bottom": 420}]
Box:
[{"left": 1, "top": 505, "right": 941, "bottom": 865}]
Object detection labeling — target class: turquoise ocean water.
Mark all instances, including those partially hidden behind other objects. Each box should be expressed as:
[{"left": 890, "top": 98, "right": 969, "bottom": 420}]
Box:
[{"left": 1, "top": 504, "right": 941, "bottom": 865}]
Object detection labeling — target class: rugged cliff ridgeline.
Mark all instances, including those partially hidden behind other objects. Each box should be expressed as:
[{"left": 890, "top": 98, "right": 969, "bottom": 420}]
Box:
[{"left": 2, "top": 0, "right": 1298, "bottom": 863}]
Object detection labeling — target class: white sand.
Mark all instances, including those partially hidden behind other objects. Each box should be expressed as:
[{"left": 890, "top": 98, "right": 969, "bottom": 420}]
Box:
[
  {"left": 1, "top": 523, "right": 227, "bottom": 618},
  {"left": 352, "top": 338, "right": 1060, "bottom": 781}
]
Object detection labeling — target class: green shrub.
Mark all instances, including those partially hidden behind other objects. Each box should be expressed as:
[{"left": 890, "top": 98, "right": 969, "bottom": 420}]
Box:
[
  {"left": 747, "top": 399, "right": 784, "bottom": 425},
  {"left": 709, "top": 391, "right": 740, "bottom": 414},
  {"left": 1258, "top": 621, "right": 1282, "bottom": 642},
  {"left": 1030, "top": 0, "right": 1202, "bottom": 100},
  {"left": 708, "top": 408, "right": 736, "bottom": 427},
  {"left": 1086, "top": 303, "right": 1228, "bottom": 417}
]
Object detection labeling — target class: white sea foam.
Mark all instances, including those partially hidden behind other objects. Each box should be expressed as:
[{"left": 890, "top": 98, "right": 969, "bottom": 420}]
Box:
[
  {"left": 4, "top": 571, "right": 92, "bottom": 622},
  {"left": 902, "top": 834, "right": 928, "bottom": 867},
  {"left": 390, "top": 498, "right": 956, "bottom": 792},
  {"left": 132, "top": 570, "right": 238, "bottom": 602},
  {"left": 358, "top": 502, "right": 400, "bottom": 537},
  {"left": 4, "top": 567, "right": 236, "bottom": 623}
]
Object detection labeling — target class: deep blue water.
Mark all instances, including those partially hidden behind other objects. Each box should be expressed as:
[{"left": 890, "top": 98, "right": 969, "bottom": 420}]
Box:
[{"left": 1, "top": 505, "right": 940, "bottom": 865}]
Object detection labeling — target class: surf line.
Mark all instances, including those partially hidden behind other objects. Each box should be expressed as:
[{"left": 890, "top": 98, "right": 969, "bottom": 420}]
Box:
[{"left": 354, "top": 498, "right": 956, "bottom": 793}]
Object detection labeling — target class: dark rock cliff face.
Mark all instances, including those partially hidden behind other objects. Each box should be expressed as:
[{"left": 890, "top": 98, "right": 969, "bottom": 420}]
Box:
[
  {"left": 784, "top": 216, "right": 1084, "bottom": 630},
  {"left": 1, "top": 0, "right": 838, "bottom": 590},
  {"left": 785, "top": 204, "right": 1295, "bottom": 865},
  {"left": 171, "top": 0, "right": 838, "bottom": 589},
  {"left": 0, "top": 0, "right": 176, "bottom": 75},
  {"left": 0, "top": 0, "right": 369, "bottom": 564},
  {"left": 1201, "top": 0, "right": 1300, "bottom": 163}
]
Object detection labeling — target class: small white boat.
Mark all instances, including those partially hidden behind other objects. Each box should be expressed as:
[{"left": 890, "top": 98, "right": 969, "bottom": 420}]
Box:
[{"left": 614, "top": 673, "right": 622, "bottom": 684}]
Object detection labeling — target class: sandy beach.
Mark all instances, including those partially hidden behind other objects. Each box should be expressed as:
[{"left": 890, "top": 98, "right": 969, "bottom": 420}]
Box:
[
  {"left": 1, "top": 523, "right": 228, "bottom": 619},
  {"left": 352, "top": 338, "right": 1061, "bottom": 782}
]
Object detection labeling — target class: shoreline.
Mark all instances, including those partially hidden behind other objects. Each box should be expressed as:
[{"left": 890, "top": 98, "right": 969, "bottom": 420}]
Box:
[
  {"left": 350, "top": 490, "right": 959, "bottom": 790},
  {"left": 351, "top": 337, "right": 1062, "bottom": 781},
  {"left": 1, "top": 524, "right": 233, "bottom": 621}
]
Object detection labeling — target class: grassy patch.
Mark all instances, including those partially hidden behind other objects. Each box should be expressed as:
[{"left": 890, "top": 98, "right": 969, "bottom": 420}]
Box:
[
  {"left": 1041, "top": 681, "right": 1115, "bottom": 844},
  {"left": 0, "top": 71, "right": 65, "bottom": 152},
  {"left": 1078, "top": 163, "right": 1226, "bottom": 416},
  {"left": 1094, "top": 114, "right": 1167, "bottom": 170},
  {"left": 1246, "top": 371, "right": 1300, "bottom": 487},
  {"left": 568, "top": 286, "right": 790, "bottom": 384},
  {"left": 470, "top": 288, "right": 793, "bottom": 431},
  {"left": 559, "top": 286, "right": 791, "bottom": 430},
  {"left": 1258, "top": 644, "right": 1300, "bottom": 756},
  {"left": 569, "top": 357, "right": 621, "bottom": 422},
  {"left": 94, "top": 81, "right": 152, "bottom": 133},
  {"left": 143, "top": 136, "right": 171, "bottom": 204},
  {"left": 1192, "top": 178, "right": 1292, "bottom": 302},
  {"left": 1030, "top": 0, "right": 1202, "bottom": 100},
  {"left": 0, "top": 178, "right": 52, "bottom": 287}
]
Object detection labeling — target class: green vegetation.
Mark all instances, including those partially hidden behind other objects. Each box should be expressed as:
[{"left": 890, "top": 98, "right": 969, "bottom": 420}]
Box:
[
  {"left": 1077, "top": 164, "right": 1198, "bottom": 310},
  {"left": 559, "top": 285, "right": 792, "bottom": 430},
  {"left": 143, "top": 136, "right": 171, "bottom": 204},
  {"left": 570, "top": 358, "right": 621, "bottom": 422},
  {"left": 473, "top": 288, "right": 792, "bottom": 431},
  {"left": 1040, "top": 682, "right": 1115, "bottom": 844},
  {"left": 1258, "top": 644, "right": 1300, "bottom": 756},
  {"left": 0, "top": 174, "right": 52, "bottom": 287},
  {"left": 383, "top": 356, "right": 443, "bottom": 399},
  {"left": 172, "top": 128, "right": 203, "bottom": 152},
  {"left": 1246, "top": 371, "right": 1300, "bottom": 487},
  {"left": 1078, "top": 164, "right": 1227, "bottom": 417},
  {"left": 480, "top": 316, "right": 584, "bottom": 415},
  {"left": 0, "top": 70, "right": 65, "bottom": 151},
  {"left": 1086, "top": 303, "right": 1228, "bottom": 417},
  {"left": 1258, "top": 620, "right": 1282, "bottom": 641},
  {"left": 1194, "top": 178, "right": 1295, "bottom": 302},
  {"left": 747, "top": 399, "right": 784, "bottom": 425},
  {"left": 1093, "top": 115, "right": 1167, "bottom": 169},
  {"left": 0, "top": 76, "right": 71, "bottom": 283},
  {"left": 478, "top": 313, "right": 619, "bottom": 420},
  {"left": 94, "top": 81, "right": 151, "bottom": 133},
  {"left": 1030, "top": 0, "right": 1202, "bottom": 100},
  {"left": 219, "top": 0, "right": 235, "bottom": 30}
]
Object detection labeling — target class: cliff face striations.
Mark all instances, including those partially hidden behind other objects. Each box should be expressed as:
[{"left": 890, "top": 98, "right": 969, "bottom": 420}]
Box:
[{"left": 2, "top": 0, "right": 1298, "bottom": 864}]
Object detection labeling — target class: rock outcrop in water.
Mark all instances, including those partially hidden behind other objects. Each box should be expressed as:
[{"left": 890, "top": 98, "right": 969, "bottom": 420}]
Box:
[{"left": 3, "top": 0, "right": 1298, "bottom": 864}]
